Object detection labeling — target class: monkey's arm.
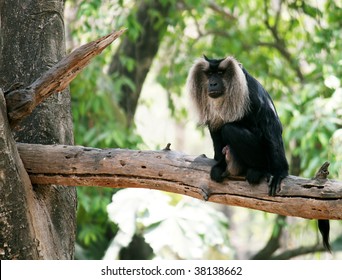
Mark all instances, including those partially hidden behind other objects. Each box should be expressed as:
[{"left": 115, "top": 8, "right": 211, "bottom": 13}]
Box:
[
  {"left": 262, "top": 107, "right": 289, "bottom": 196},
  {"left": 265, "top": 140, "right": 289, "bottom": 196},
  {"left": 247, "top": 72, "right": 289, "bottom": 196}
]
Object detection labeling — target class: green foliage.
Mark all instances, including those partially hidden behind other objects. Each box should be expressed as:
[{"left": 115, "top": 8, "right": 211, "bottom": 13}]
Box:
[
  {"left": 76, "top": 187, "right": 118, "bottom": 259},
  {"left": 70, "top": 58, "right": 142, "bottom": 148}
]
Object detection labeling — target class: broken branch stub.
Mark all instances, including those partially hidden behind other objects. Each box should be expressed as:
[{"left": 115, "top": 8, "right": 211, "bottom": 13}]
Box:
[{"left": 5, "top": 29, "right": 127, "bottom": 127}]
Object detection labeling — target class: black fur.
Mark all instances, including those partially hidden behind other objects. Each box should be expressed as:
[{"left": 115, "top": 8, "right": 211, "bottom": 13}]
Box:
[{"left": 318, "top": 219, "right": 331, "bottom": 252}]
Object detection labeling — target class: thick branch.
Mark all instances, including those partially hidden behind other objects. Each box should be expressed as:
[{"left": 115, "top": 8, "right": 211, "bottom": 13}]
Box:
[
  {"left": 17, "top": 143, "right": 342, "bottom": 220},
  {"left": 4, "top": 29, "right": 126, "bottom": 128}
]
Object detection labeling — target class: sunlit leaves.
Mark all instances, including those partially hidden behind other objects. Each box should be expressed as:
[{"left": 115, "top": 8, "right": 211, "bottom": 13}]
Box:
[{"left": 104, "top": 189, "right": 231, "bottom": 260}]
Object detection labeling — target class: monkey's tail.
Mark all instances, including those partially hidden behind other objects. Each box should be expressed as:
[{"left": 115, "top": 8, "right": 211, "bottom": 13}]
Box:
[{"left": 318, "top": 219, "right": 331, "bottom": 252}]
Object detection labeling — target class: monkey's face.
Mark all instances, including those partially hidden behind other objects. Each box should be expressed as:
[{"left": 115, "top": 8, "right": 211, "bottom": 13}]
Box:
[
  {"left": 206, "top": 71, "right": 225, "bottom": 98},
  {"left": 203, "top": 56, "right": 225, "bottom": 99},
  {"left": 204, "top": 56, "right": 242, "bottom": 99},
  {"left": 187, "top": 55, "right": 250, "bottom": 128}
]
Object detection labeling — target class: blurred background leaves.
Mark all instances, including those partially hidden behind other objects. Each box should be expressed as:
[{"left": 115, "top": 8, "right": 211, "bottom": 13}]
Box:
[{"left": 65, "top": 0, "right": 342, "bottom": 259}]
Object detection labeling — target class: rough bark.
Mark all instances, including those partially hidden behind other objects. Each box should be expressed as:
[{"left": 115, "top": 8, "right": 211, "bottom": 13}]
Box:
[
  {"left": 0, "top": 0, "right": 75, "bottom": 259},
  {"left": 0, "top": 91, "right": 41, "bottom": 259},
  {"left": 17, "top": 143, "right": 342, "bottom": 221}
]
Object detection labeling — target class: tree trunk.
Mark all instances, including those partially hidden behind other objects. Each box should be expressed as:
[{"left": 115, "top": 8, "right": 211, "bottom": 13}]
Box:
[
  {"left": 0, "top": 90, "right": 41, "bottom": 259},
  {"left": 0, "top": 0, "right": 76, "bottom": 259},
  {"left": 108, "top": 0, "right": 171, "bottom": 127}
]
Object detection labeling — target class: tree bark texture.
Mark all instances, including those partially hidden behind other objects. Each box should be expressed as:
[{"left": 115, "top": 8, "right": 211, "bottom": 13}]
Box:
[
  {"left": 17, "top": 143, "right": 342, "bottom": 221},
  {"left": 108, "top": 0, "right": 171, "bottom": 126},
  {"left": 0, "top": 91, "right": 42, "bottom": 259},
  {"left": 0, "top": 0, "right": 76, "bottom": 259}
]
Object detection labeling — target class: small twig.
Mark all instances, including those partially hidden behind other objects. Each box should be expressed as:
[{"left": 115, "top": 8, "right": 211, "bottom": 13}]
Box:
[{"left": 207, "top": 0, "right": 237, "bottom": 21}]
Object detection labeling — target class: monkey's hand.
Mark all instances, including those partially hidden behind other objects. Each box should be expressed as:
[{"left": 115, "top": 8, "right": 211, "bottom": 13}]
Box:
[{"left": 267, "top": 173, "right": 287, "bottom": 196}]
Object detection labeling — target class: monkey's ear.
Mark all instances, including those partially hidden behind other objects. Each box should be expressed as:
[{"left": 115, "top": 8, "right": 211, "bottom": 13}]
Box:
[
  {"left": 203, "top": 54, "right": 209, "bottom": 61},
  {"left": 238, "top": 62, "right": 243, "bottom": 68}
]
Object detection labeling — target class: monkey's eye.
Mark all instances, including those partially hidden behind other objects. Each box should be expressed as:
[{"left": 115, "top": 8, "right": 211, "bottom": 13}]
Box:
[
  {"left": 217, "top": 71, "right": 224, "bottom": 75},
  {"left": 206, "top": 71, "right": 213, "bottom": 76}
]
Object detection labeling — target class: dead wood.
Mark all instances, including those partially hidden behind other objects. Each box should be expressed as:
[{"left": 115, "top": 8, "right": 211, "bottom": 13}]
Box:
[
  {"left": 4, "top": 29, "right": 126, "bottom": 128},
  {"left": 17, "top": 143, "right": 342, "bottom": 220}
]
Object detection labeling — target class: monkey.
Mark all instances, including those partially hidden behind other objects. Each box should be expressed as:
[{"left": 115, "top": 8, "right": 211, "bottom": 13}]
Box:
[
  {"left": 187, "top": 55, "right": 289, "bottom": 193},
  {"left": 187, "top": 55, "right": 331, "bottom": 252}
]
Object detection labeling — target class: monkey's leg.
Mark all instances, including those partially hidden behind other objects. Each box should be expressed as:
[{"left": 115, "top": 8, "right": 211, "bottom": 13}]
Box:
[
  {"left": 209, "top": 129, "right": 228, "bottom": 182},
  {"left": 221, "top": 123, "right": 267, "bottom": 184}
]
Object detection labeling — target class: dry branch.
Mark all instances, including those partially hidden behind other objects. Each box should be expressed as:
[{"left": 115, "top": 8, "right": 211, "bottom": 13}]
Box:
[
  {"left": 4, "top": 29, "right": 126, "bottom": 127},
  {"left": 17, "top": 143, "right": 342, "bottom": 220}
]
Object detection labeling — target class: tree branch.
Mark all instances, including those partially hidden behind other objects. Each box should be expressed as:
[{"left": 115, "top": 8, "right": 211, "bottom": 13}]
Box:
[
  {"left": 250, "top": 215, "right": 287, "bottom": 259},
  {"left": 271, "top": 245, "right": 326, "bottom": 260},
  {"left": 207, "top": 1, "right": 237, "bottom": 21},
  {"left": 17, "top": 143, "right": 342, "bottom": 220},
  {"left": 4, "top": 29, "right": 126, "bottom": 128}
]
